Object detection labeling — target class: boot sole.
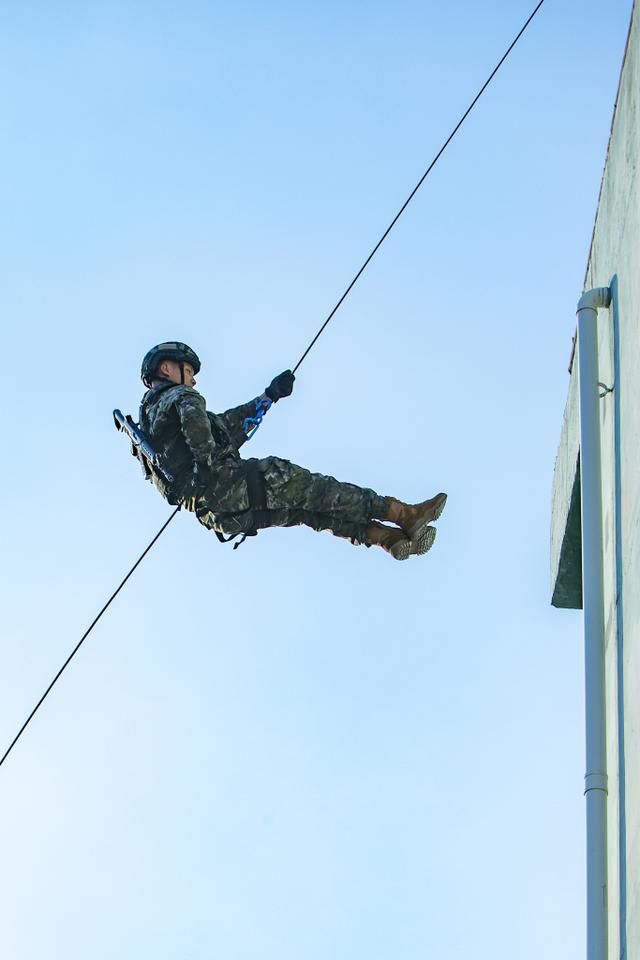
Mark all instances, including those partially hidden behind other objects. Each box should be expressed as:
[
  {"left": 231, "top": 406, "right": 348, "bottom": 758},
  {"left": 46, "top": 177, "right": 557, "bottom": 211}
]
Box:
[
  {"left": 390, "top": 540, "right": 411, "bottom": 561},
  {"left": 390, "top": 525, "right": 436, "bottom": 560},
  {"left": 414, "top": 525, "right": 436, "bottom": 555}
]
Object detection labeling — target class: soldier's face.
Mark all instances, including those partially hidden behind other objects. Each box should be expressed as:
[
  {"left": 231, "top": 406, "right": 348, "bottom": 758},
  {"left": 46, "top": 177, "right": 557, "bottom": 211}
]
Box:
[{"left": 158, "top": 360, "right": 197, "bottom": 387}]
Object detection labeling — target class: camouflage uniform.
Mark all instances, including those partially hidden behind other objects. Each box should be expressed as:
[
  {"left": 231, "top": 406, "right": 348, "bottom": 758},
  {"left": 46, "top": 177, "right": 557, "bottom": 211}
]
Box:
[{"left": 140, "top": 381, "right": 387, "bottom": 546}]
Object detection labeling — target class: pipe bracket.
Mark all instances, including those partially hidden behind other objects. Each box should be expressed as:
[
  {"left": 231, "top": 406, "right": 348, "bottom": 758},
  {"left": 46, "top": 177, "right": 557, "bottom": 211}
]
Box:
[
  {"left": 584, "top": 771, "right": 608, "bottom": 795},
  {"left": 599, "top": 381, "right": 614, "bottom": 398}
]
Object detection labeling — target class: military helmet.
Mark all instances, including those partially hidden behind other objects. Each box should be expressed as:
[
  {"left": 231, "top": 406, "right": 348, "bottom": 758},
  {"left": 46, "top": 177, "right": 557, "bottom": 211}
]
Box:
[{"left": 141, "top": 342, "right": 201, "bottom": 387}]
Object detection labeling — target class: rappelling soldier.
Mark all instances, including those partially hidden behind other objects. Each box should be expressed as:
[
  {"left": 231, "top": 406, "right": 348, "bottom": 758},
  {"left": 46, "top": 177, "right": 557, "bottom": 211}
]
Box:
[{"left": 137, "top": 342, "right": 447, "bottom": 559}]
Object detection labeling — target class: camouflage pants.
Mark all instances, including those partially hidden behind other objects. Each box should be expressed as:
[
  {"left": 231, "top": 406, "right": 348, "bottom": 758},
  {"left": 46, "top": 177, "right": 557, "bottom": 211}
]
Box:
[{"left": 195, "top": 457, "right": 388, "bottom": 546}]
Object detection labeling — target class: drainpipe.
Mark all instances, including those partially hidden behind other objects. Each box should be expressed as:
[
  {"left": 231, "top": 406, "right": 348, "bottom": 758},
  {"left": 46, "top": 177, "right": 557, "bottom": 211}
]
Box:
[
  {"left": 610, "top": 276, "right": 628, "bottom": 960},
  {"left": 577, "top": 285, "right": 611, "bottom": 960}
]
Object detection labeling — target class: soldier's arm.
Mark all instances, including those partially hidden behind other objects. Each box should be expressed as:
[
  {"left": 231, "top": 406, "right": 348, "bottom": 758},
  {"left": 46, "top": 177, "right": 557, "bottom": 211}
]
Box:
[
  {"left": 218, "top": 397, "right": 264, "bottom": 448},
  {"left": 218, "top": 372, "right": 295, "bottom": 446},
  {"left": 175, "top": 388, "right": 217, "bottom": 464}
]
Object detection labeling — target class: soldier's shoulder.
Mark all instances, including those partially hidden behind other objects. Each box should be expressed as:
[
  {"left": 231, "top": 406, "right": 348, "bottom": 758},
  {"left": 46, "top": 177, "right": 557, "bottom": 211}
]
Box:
[
  {"left": 172, "top": 384, "right": 206, "bottom": 405},
  {"left": 141, "top": 383, "right": 204, "bottom": 412},
  {"left": 156, "top": 383, "right": 203, "bottom": 405},
  {"left": 166, "top": 383, "right": 192, "bottom": 397}
]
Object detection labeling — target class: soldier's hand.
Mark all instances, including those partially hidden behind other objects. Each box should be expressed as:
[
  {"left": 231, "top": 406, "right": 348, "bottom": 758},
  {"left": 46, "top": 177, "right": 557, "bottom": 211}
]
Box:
[
  {"left": 190, "top": 462, "right": 212, "bottom": 495},
  {"left": 265, "top": 369, "right": 295, "bottom": 402}
]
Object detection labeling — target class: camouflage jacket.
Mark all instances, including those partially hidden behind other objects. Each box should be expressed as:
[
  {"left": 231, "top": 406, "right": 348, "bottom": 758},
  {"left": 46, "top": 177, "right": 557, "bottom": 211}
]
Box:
[{"left": 139, "top": 380, "right": 260, "bottom": 499}]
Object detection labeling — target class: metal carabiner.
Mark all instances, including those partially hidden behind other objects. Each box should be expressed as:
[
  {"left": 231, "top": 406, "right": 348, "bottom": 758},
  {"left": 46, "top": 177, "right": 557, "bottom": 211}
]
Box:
[{"left": 243, "top": 396, "right": 272, "bottom": 440}]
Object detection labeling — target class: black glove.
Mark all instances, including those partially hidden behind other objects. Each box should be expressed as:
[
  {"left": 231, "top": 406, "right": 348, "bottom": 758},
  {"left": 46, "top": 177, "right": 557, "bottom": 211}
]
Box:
[
  {"left": 189, "top": 462, "right": 213, "bottom": 495},
  {"left": 265, "top": 369, "right": 295, "bottom": 403}
]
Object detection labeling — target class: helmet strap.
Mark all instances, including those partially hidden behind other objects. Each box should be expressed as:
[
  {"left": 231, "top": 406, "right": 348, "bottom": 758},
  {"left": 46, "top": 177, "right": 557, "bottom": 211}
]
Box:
[{"left": 179, "top": 360, "right": 185, "bottom": 384}]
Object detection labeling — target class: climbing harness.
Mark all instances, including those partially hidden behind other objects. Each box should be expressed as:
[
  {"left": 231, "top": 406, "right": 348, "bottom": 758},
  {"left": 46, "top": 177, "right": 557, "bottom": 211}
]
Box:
[
  {"left": 2, "top": 0, "right": 547, "bottom": 769},
  {"left": 114, "top": 408, "right": 269, "bottom": 549},
  {"left": 207, "top": 458, "right": 272, "bottom": 549}
]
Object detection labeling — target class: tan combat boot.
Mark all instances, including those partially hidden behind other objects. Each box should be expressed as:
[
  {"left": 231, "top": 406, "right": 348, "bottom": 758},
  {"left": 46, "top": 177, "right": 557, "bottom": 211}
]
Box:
[
  {"left": 385, "top": 492, "right": 447, "bottom": 542},
  {"left": 365, "top": 521, "right": 436, "bottom": 561}
]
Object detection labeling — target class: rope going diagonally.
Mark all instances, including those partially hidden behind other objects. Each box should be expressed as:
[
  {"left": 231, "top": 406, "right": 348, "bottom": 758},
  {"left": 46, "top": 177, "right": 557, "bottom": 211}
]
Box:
[
  {"left": 292, "top": 0, "right": 546, "bottom": 374},
  {"left": 0, "top": 0, "right": 545, "bottom": 770},
  {"left": 0, "top": 507, "right": 181, "bottom": 770}
]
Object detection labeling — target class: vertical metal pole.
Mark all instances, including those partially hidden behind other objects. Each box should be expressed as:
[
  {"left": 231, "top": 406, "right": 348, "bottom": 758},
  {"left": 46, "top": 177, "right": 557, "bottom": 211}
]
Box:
[
  {"left": 610, "top": 276, "right": 628, "bottom": 960},
  {"left": 577, "top": 292, "right": 609, "bottom": 960}
]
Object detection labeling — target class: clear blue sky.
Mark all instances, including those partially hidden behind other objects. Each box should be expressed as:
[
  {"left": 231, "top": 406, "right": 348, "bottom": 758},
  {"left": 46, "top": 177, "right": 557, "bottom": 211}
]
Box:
[{"left": 0, "top": 2, "right": 633, "bottom": 957}]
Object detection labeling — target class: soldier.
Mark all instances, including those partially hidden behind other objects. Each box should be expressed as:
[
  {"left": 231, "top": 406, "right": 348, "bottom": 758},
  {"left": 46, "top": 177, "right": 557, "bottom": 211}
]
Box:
[{"left": 139, "top": 342, "right": 447, "bottom": 559}]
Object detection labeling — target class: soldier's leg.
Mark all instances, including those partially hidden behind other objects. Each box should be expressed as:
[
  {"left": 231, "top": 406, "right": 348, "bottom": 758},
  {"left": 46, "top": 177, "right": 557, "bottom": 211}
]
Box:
[
  {"left": 256, "top": 458, "right": 447, "bottom": 544},
  {"left": 257, "top": 457, "right": 387, "bottom": 544},
  {"left": 194, "top": 457, "right": 381, "bottom": 544},
  {"left": 196, "top": 457, "right": 445, "bottom": 559}
]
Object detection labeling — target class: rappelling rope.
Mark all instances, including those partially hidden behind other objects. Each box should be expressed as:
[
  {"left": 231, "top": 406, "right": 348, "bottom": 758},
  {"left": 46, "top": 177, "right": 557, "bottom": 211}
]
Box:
[
  {"left": 0, "top": 507, "right": 181, "bottom": 769},
  {"left": 293, "top": 0, "right": 545, "bottom": 374},
  {"left": 0, "top": 0, "right": 545, "bottom": 770}
]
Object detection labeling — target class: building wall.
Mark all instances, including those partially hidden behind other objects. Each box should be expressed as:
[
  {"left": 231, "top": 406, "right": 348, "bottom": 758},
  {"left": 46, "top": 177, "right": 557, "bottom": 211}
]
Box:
[{"left": 551, "top": 3, "right": 639, "bottom": 957}]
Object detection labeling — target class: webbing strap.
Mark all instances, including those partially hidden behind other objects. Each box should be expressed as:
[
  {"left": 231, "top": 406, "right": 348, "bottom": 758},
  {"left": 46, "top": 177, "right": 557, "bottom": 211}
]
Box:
[
  {"left": 196, "top": 459, "right": 271, "bottom": 548},
  {"left": 244, "top": 459, "right": 268, "bottom": 513}
]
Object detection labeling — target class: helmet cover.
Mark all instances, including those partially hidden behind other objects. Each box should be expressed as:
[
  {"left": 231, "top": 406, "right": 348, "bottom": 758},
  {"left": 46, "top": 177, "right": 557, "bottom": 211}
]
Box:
[{"left": 141, "top": 342, "right": 201, "bottom": 387}]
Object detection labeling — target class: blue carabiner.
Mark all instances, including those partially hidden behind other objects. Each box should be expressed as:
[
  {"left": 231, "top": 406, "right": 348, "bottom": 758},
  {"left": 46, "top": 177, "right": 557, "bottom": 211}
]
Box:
[{"left": 243, "top": 396, "right": 272, "bottom": 440}]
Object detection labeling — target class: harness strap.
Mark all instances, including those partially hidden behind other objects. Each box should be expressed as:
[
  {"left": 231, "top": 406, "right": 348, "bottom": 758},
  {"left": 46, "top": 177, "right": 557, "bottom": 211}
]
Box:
[
  {"left": 204, "top": 458, "right": 271, "bottom": 549},
  {"left": 245, "top": 459, "right": 268, "bottom": 516}
]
